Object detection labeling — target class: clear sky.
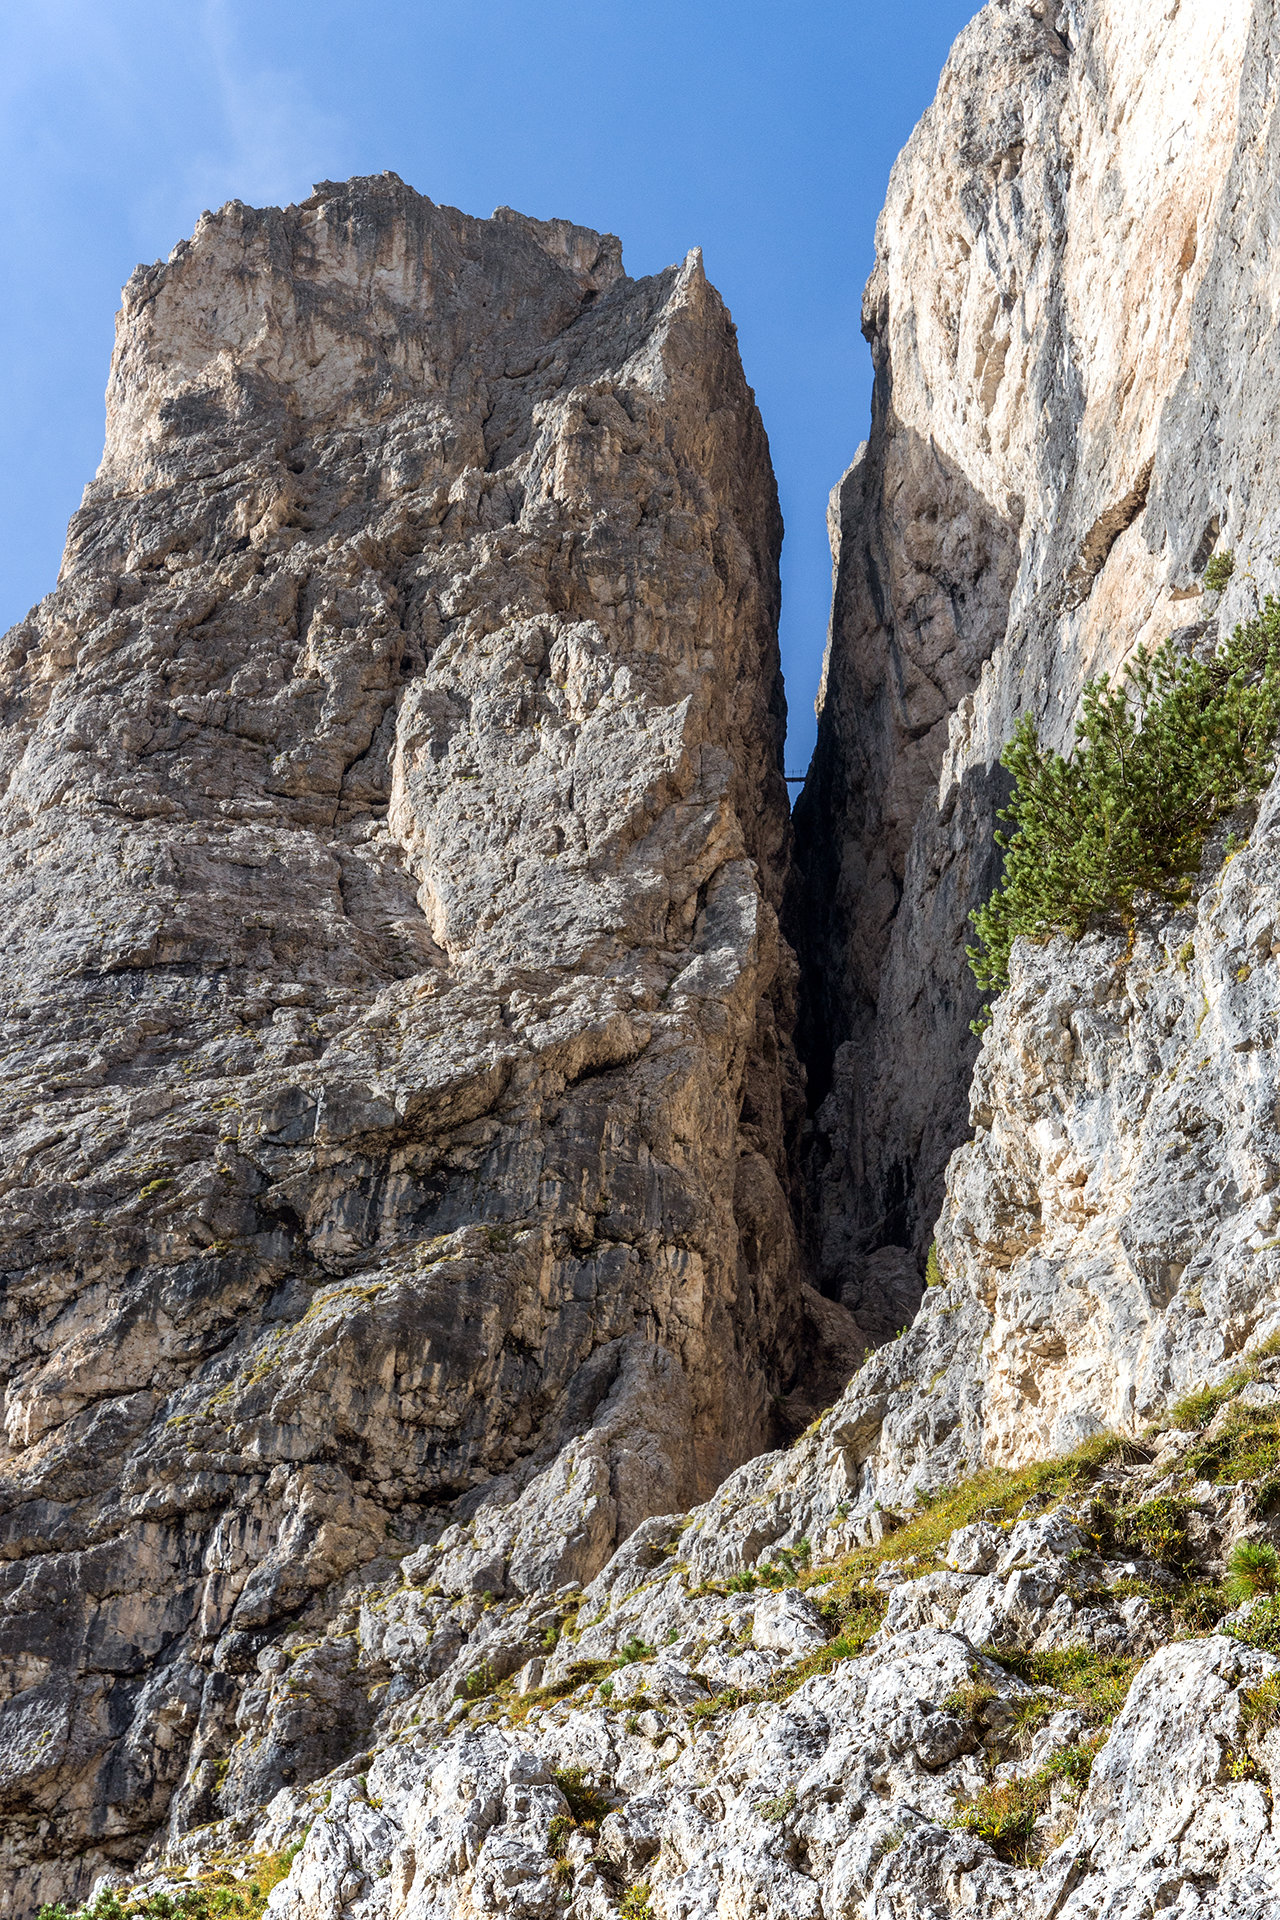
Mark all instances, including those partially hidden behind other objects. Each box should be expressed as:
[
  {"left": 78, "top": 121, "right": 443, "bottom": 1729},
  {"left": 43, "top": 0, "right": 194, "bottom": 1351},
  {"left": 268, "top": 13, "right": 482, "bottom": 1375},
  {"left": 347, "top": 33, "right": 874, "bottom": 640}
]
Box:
[{"left": 0, "top": 0, "right": 977, "bottom": 774}]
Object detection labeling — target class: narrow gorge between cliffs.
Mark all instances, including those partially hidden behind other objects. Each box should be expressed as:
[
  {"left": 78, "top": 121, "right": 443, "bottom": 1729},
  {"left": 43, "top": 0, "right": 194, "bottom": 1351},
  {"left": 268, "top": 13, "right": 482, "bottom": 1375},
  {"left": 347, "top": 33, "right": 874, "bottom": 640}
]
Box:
[{"left": 5, "top": 4, "right": 1280, "bottom": 1918}]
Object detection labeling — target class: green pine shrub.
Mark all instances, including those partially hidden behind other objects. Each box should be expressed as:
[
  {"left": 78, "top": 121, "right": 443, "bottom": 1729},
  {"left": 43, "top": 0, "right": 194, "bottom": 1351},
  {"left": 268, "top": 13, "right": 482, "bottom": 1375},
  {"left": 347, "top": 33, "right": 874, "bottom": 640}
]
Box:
[
  {"left": 36, "top": 1853, "right": 300, "bottom": 1920},
  {"left": 617, "top": 1634, "right": 655, "bottom": 1664},
  {"left": 968, "top": 599, "right": 1280, "bottom": 1022},
  {"left": 1204, "top": 550, "right": 1236, "bottom": 592}
]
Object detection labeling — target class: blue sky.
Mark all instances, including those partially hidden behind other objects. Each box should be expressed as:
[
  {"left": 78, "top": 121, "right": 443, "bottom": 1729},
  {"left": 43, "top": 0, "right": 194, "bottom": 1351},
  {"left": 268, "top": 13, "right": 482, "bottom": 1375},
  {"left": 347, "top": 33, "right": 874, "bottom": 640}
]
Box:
[{"left": 0, "top": 0, "right": 976, "bottom": 772}]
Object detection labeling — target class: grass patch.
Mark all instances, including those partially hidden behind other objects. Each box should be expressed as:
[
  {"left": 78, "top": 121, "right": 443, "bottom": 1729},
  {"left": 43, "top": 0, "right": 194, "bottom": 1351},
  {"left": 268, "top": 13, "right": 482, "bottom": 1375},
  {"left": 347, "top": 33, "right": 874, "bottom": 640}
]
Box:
[
  {"left": 715, "top": 1559, "right": 800, "bottom": 1596},
  {"left": 800, "top": 1432, "right": 1140, "bottom": 1601},
  {"left": 1116, "top": 1496, "right": 1193, "bottom": 1567},
  {"left": 1184, "top": 1409, "right": 1280, "bottom": 1497},
  {"left": 981, "top": 1645, "right": 1141, "bottom": 1728},
  {"left": 952, "top": 1734, "right": 1102, "bottom": 1865},
  {"left": 1240, "top": 1672, "right": 1280, "bottom": 1739},
  {"left": 691, "top": 1433, "right": 1157, "bottom": 1638},
  {"left": 1172, "top": 1579, "right": 1230, "bottom": 1635},
  {"left": 768, "top": 1614, "right": 886, "bottom": 1696},
  {"left": 1166, "top": 1331, "right": 1280, "bottom": 1432},
  {"left": 943, "top": 1676, "right": 1001, "bottom": 1728},
  {"left": 1170, "top": 1381, "right": 1243, "bottom": 1432},
  {"left": 687, "top": 1683, "right": 753, "bottom": 1725},
  {"left": 753, "top": 1786, "right": 797, "bottom": 1823},
  {"left": 501, "top": 1659, "right": 616, "bottom": 1726},
  {"left": 676, "top": 1430, "right": 1156, "bottom": 1722},
  {"left": 1226, "top": 1541, "right": 1280, "bottom": 1606},
  {"left": 507, "top": 1386, "right": 1272, "bottom": 1748},
  {"left": 952, "top": 1774, "right": 1045, "bottom": 1863},
  {"left": 38, "top": 1852, "right": 300, "bottom": 1920},
  {"left": 686, "top": 1598, "right": 890, "bottom": 1725},
  {"left": 545, "top": 1769, "right": 610, "bottom": 1884},
  {"left": 944, "top": 1675, "right": 1063, "bottom": 1760},
  {"left": 1090, "top": 1569, "right": 1229, "bottom": 1637},
  {"left": 1228, "top": 1593, "right": 1280, "bottom": 1657},
  {"left": 551, "top": 1765, "right": 613, "bottom": 1830}
]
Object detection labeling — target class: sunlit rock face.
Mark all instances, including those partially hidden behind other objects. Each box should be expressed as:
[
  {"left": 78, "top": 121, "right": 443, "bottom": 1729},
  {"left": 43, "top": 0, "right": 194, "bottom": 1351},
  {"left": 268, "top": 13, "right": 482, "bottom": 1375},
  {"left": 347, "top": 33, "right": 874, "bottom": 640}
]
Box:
[
  {"left": 0, "top": 175, "right": 858, "bottom": 1909},
  {"left": 793, "top": 0, "right": 1272, "bottom": 1341},
  {"left": 13, "top": 1, "right": 1280, "bottom": 1913}
]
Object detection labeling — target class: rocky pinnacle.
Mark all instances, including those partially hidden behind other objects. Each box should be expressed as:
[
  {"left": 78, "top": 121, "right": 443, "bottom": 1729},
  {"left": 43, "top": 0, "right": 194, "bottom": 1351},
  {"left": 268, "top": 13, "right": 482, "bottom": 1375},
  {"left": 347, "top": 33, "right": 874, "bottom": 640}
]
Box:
[{"left": 0, "top": 175, "right": 858, "bottom": 1908}]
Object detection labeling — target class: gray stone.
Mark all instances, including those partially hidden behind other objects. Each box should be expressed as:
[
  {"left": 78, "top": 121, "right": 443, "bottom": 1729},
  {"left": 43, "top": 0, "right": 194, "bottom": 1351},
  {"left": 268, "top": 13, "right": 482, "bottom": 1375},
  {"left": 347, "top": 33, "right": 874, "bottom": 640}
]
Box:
[
  {"left": 751, "top": 1588, "right": 829, "bottom": 1656},
  {"left": 792, "top": 0, "right": 1280, "bottom": 1357},
  {"left": 0, "top": 173, "right": 859, "bottom": 1909},
  {"left": 13, "top": 4, "right": 1280, "bottom": 1917}
]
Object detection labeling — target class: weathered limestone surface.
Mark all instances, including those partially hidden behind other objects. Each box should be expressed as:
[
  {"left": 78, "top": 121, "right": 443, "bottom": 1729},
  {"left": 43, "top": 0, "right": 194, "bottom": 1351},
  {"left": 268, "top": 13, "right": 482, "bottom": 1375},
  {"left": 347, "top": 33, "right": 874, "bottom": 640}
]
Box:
[
  {"left": 788, "top": 0, "right": 1280, "bottom": 1507},
  {"left": 792, "top": 0, "right": 1273, "bottom": 1332},
  {"left": 0, "top": 176, "right": 853, "bottom": 1910},
  {"left": 14, "top": 0, "right": 1280, "bottom": 1913},
  {"left": 102, "top": 1352, "right": 1280, "bottom": 1920}
]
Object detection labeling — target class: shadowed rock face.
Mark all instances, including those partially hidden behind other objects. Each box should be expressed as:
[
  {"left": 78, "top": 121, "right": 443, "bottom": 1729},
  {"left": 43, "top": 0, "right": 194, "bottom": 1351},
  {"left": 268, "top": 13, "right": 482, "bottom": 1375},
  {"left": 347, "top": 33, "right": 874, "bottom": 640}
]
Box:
[
  {"left": 0, "top": 174, "right": 859, "bottom": 1909},
  {"left": 793, "top": 0, "right": 1262, "bottom": 1328},
  {"left": 790, "top": 0, "right": 1280, "bottom": 1523}
]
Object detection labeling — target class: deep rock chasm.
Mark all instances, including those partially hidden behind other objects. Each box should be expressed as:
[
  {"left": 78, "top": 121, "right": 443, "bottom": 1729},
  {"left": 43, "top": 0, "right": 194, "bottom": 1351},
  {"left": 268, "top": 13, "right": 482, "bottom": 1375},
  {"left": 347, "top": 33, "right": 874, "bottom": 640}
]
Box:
[{"left": 5, "top": 3, "right": 1280, "bottom": 1917}]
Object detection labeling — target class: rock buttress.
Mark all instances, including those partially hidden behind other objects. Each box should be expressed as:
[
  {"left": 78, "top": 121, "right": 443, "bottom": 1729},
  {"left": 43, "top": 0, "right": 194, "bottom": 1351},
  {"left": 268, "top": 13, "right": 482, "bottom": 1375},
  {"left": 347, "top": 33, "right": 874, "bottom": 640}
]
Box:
[
  {"left": 791, "top": 0, "right": 1262, "bottom": 1337},
  {"left": 0, "top": 175, "right": 858, "bottom": 1910}
]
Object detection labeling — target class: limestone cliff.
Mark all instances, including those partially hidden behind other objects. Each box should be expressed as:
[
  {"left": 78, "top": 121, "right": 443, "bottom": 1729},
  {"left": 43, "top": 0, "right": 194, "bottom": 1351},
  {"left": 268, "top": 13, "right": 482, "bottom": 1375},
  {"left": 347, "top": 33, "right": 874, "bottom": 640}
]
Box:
[
  {"left": 786, "top": 0, "right": 1280, "bottom": 1657},
  {"left": 793, "top": 0, "right": 1271, "bottom": 1335},
  {"left": 12, "top": 0, "right": 1280, "bottom": 1915},
  {"left": 0, "top": 176, "right": 854, "bottom": 1910},
  {"left": 54, "top": 1281, "right": 1280, "bottom": 1920}
]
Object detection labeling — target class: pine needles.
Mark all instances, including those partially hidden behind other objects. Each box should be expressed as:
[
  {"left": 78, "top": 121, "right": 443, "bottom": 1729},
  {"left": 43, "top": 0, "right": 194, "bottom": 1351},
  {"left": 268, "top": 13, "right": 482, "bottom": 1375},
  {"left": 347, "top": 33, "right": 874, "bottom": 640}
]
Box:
[{"left": 968, "top": 598, "right": 1280, "bottom": 1023}]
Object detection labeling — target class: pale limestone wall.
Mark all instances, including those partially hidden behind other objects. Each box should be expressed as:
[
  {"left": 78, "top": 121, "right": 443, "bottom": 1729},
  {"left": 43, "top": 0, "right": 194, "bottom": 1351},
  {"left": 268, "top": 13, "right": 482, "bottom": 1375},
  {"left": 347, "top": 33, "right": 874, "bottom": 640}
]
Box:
[{"left": 795, "top": 0, "right": 1268, "bottom": 1335}]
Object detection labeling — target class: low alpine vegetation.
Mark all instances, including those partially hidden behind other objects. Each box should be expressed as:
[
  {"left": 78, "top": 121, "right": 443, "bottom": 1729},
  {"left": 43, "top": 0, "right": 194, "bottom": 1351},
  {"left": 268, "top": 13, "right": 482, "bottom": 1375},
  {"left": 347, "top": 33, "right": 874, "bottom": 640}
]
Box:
[
  {"left": 37, "top": 1853, "right": 299, "bottom": 1920},
  {"left": 952, "top": 1771, "right": 1050, "bottom": 1865},
  {"left": 952, "top": 1734, "right": 1102, "bottom": 1866},
  {"left": 1225, "top": 1540, "right": 1280, "bottom": 1606},
  {"left": 550, "top": 1765, "right": 613, "bottom": 1829},
  {"left": 1166, "top": 1330, "right": 1280, "bottom": 1435},
  {"left": 1240, "top": 1671, "right": 1280, "bottom": 1739},
  {"left": 1227, "top": 1593, "right": 1280, "bottom": 1656},
  {"left": 1203, "top": 549, "right": 1236, "bottom": 593},
  {"left": 983, "top": 1644, "right": 1140, "bottom": 1729},
  {"left": 968, "top": 598, "right": 1280, "bottom": 1020}
]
